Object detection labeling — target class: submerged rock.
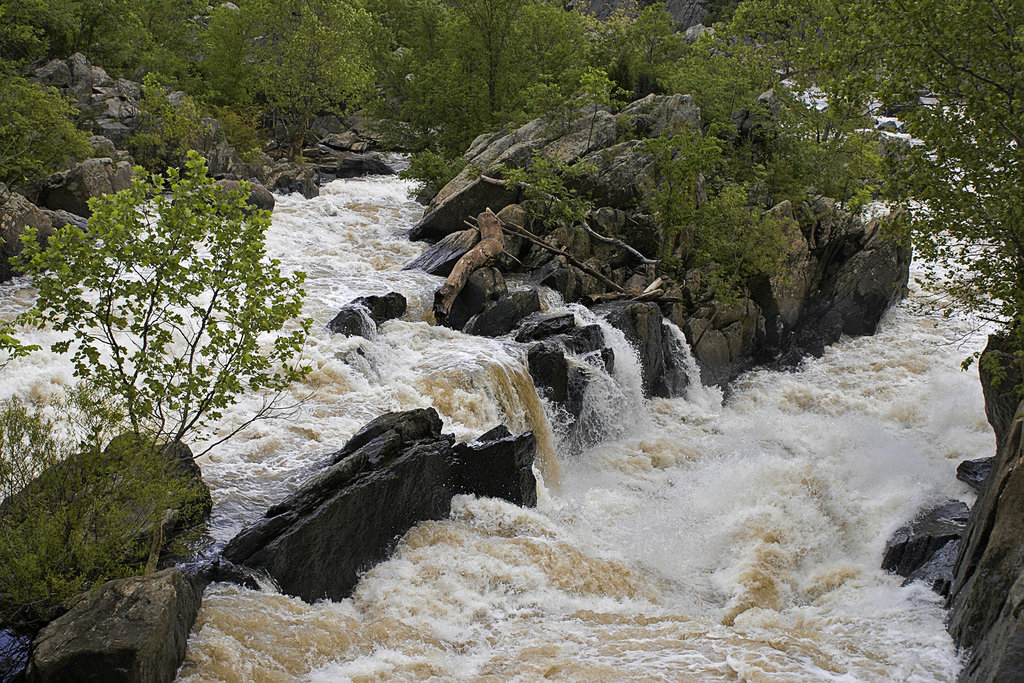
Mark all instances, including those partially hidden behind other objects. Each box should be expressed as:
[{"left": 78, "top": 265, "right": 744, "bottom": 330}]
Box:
[
  {"left": 26, "top": 569, "right": 201, "bottom": 683},
  {"left": 222, "top": 409, "right": 537, "bottom": 603},
  {"left": 881, "top": 499, "right": 969, "bottom": 596}
]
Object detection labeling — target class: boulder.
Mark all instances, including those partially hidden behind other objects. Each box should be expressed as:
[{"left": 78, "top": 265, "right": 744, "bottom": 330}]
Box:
[
  {"left": 515, "top": 314, "right": 577, "bottom": 343},
  {"left": 978, "top": 334, "right": 1024, "bottom": 449},
  {"left": 403, "top": 228, "right": 480, "bottom": 276},
  {"left": 327, "top": 293, "right": 406, "bottom": 338},
  {"left": 38, "top": 158, "right": 133, "bottom": 218},
  {"left": 268, "top": 164, "right": 318, "bottom": 199},
  {"left": 335, "top": 154, "right": 395, "bottom": 178},
  {"left": 25, "top": 569, "right": 201, "bottom": 683},
  {"left": 596, "top": 301, "right": 688, "bottom": 398},
  {"left": 444, "top": 267, "right": 506, "bottom": 330},
  {"left": 463, "top": 290, "right": 542, "bottom": 337},
  {"left": 881, "top": 499, "right": 968, "bottom": 595},
  {"left": 957, "top": 457, "right": 995, "bottom": 495},
  {"left": 451, "top": 426, "right": 537, "bottom": 507},
  {"left": 215, "top": 179, "right": 275, "bottom": 214},
  {"left": 222, "top": 409, "right": 537, "bottom": 602},
  {"left": 948, "top": 401, "right": 1024, "bottom": 682},
  {"left": 1, "top": 192, "right": 53, "bottom": 283}
]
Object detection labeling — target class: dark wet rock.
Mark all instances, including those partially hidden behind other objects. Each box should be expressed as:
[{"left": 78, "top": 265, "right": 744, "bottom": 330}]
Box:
[
  {"left": 444, "top": 267, "right": 506, "bottom": 331},
  {"left": 222, "top": 409, "right": 536, "bottom": 602},
  {"left": 38, "top": 158, "right": 133, "bottom": 218},
  {"left": 881, "top": 499, "right": 968, "bottom": 595},
  {"left": 948, "top": 400, "right": 1024, "bottom": 682},
  {"left": 905, "top": 538, "right": 960, "bottom": 596},
  {"left": 327, "top": 306, "right": 375, "bottom": 338},
  {"left": 451, "top": 426, "right": 537, "bottom": 507},
  {"left": 335, "top": 154, "right": 395, "bottom": 178},
  {"left": 327, "top": 292, "right": 407, "bottom": 338},
  {"left": 528, "top": 342, "right": 571, "bottom": 407},
  {"left": 957, "top": 457, "right": 995, "bottom": 495},
  {"left": 403, "top": 229, "right": 479, "bottom": 276},
  {"left": 1, "top": 191, "right": 52, "bottom": 283},
  {"left": 188, "top": 558, "right": 261, "bottom": 592},
  {"left": 215, "top": 179, "right": 275, "bottom": 214},
  {"left": 25, "top": 568, "right": 201, "bottom": 683},
  {"left": 515, "top": 314, "right": 577, "bottom": 343},
  {"left": 463, "top": 290, "right": 541, "bottom": 337}
]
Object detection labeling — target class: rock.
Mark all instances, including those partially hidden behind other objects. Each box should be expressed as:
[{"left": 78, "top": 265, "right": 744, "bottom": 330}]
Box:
[
  {"left": 335, "top": 154, "right": 395, "bottom": 178},
  {"left": 327, "top": 293, "right": 406, "bottom": 337},
  {"left": 596, "top": 301, "right": 688, "bottom": 398},
  {"left": 444, "top": 267, "right": 506, "bottom": 331},
  {"left": 881, "top": 499, "right": 968, "bottom": 595},
  {"left": 527, "top": 342, "right": 589, "bottom": 423},
  {"left": 948, "top": 401, "right": 1024, "bottom": 682},
  {"left": 88, "top": 136, "right": 117, "bottom": 157},
  {"left": 403, "top": 229, "right": 480, "bottom": 276},
  {"left": 958, "top": 457, "right": 995, "bottom": 495},
  {"left": 327, "top": 307, "right": 375, "bottom": 338},
  {"left": 515, "top": 314, "right": 577, "bottom": 342},
  {"left": 978, "top": 334, "right": 1024, "bottom": 449},
  {"left": 223, "top": 409, "right": 537, "bottom": 602},
  {"left": 38, "top": 158, "right": 133, "bottom": 218},
  {"left": 215, "top": 179, "right": 275, "bottom": 214},
  {"left": 451, "top": 426, "right": 538, "bottom": 507},
  {"left": 25, "top": 568, "right": 201, "bottom": 683},
  {"left": 409, "top": 104, "right": 620, "bottom": 242},
  {"left": 34, "top": 59, "right": 72, "bottom": 88},
  {"left": 1, "top": 192, "right": 53, "bottom": 283},
  {"left": 617, "top": 93, "right": 702, "bottom": 139},
  {"left": 463, "top": 290, "right": 542, "bottom": 337},
  {"left": 268, "top": 164, "right": 319, "bottom": 199}
]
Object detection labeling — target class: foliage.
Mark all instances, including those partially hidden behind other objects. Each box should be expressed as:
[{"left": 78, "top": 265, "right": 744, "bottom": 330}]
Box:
[
  {"left": 0, "top": 389, "right": 204, "bottom": 631},
  {"left": 245, "top": 0, "right": 375, "bottom": 156},
  {"left": 128, "top": 74, "right": 210, "bottom": 172},
  {"left": 11, "top": 152, "right": 310, "bottom": 447},
  {"left": 368, "top": 0, "right": 592, "bottom": 154},
  {"left": 504, "top": 154, "right": 595, "bottom": 227},
  {"left": 590, "top": 3, "right": 685, "bottom": 99},
  {"left": 399, "top": 149, "right": 467, "bottom": 201},
  {"left": 845, "top": 0, "right": 1024, "bottom": 388},
  {"left": 0, "top": 70, "right": 90, "bottom": 194},
  {"left": 644, "top": 131, "right": 786, "bottom": 301}
]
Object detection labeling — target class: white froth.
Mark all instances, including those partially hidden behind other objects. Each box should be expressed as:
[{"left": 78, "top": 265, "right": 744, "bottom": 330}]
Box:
[{"left": 0, "top": 173, "right": 986, "bottom": 681}]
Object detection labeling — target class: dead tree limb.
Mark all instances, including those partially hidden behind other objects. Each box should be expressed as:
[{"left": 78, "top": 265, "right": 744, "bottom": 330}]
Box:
[
  {"left": 580, "top": 221, "right": 659, "bottom": 266},
  {"left": 434, "top": 208, "right": 505, "bottom": 322},
  {"left": 475, "top": 216, "right": 626, "bottom": 294}
]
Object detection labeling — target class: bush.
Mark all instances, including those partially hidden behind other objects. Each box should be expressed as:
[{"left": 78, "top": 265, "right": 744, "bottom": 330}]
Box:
[
  {"left": 0, "top": 390, "right": 206, "bottom": 632},
  {"left": 128, "top": 74, "right": 210, "bottom": 173},
  {"left": 400, "top": 149, "right": 466, "bottom": 202}
]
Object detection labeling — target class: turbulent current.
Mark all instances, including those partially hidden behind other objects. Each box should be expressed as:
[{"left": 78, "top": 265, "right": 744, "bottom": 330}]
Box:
[{"left": 0, "top": 173, "right": 994, "bottom": 681}]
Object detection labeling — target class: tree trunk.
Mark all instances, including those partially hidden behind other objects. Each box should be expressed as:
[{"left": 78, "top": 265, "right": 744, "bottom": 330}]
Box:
[{"left": 433, "top": 208, "right": 505, "bottom": 323}]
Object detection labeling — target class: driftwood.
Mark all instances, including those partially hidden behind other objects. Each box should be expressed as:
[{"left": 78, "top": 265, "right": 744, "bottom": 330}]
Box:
[
  {"left": 478, "top": 174, "right": 658, "bottom": 268},
  {"left": 434, "top": 208, "right": 505, "bottom": 322},
  {"left": 469, "top": 215, "right": 626, "bottom": 294}
]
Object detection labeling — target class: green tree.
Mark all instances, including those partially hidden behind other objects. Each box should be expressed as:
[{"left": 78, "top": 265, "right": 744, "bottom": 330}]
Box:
[
  {"left": 246, "top": 0, "right": 375, "bottom": 156},
  {"left": 12, "top": 151, "right": 310, "bottom": 448},
  {"left": 128, "top": 73, "right": 210, "bottom": 173},
  {"left": 853, "top": 0, "right": 1024, "bottom": 378},
  {"left": 0, "top": 70, "right": 90, "bottom": 198}
]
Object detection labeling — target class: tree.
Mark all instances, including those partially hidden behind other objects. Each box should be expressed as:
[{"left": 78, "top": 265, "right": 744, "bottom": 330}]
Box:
[
  {"left": 246, "top": 0, "right": 375, "bottom": 155},
  {"left": 11, "top": 151, "right": 310, "bottom": 449},
  {"left": 0, "top": 70, "right": 90, "bottom": 201},
  {"left": 850, "top": 0, "right": 1024, "bottom": 382}
]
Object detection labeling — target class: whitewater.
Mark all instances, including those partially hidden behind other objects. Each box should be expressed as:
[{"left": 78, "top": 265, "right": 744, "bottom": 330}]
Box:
[{"left": 0, "top": 172, "right": 993, "bottom": 681}]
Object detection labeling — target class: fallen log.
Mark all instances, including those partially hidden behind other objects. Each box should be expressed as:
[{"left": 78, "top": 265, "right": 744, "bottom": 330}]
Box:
[{"left": 434, "top": 208, "right": 505, "bottom": 323}]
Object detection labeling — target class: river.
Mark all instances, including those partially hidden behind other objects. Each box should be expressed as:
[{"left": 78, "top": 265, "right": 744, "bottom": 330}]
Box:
[{"left": 0, "top": 173, "right": 993, "bottom": 681}]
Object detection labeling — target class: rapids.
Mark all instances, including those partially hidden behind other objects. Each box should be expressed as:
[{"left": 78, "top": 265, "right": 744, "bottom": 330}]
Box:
[{"left": 0, "top": 173, "right": 993, "bottom": 681}]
